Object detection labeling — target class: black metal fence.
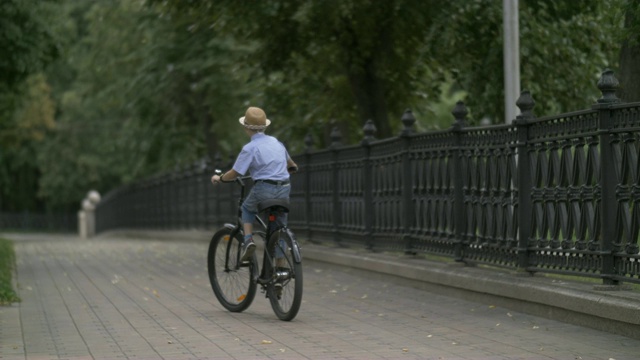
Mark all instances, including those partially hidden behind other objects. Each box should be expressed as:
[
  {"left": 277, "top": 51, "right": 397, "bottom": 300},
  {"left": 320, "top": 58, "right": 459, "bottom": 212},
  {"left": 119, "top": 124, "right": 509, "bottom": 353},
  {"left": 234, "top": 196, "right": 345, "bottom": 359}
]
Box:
[
  {"left": 96, "top": 70, "right": 640, "bottom": 285},
  {"left": 0, "top": 211, "right": 77, "bottom": 232}
]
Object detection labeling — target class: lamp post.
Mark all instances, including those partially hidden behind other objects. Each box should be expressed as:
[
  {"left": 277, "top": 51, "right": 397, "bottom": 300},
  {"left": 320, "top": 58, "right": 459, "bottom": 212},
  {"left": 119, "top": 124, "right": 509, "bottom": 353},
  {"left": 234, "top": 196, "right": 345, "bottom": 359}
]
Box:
[{"left": 503, "top": 0, "right": 520, "bottom": 123}]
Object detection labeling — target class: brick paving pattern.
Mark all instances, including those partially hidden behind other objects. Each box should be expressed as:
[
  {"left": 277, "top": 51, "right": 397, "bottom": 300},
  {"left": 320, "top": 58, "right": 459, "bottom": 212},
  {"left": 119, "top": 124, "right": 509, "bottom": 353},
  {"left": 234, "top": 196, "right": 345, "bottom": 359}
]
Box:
[{"left": 1, "top": 233, "right": 640, "bottom": 359}]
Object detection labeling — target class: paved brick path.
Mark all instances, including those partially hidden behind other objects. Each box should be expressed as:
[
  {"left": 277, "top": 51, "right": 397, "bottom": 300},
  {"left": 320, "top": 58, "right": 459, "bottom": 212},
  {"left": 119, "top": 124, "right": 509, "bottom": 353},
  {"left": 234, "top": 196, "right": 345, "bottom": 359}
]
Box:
[{"left": 2, "top": 232, "right": 640, "bottom": 359}]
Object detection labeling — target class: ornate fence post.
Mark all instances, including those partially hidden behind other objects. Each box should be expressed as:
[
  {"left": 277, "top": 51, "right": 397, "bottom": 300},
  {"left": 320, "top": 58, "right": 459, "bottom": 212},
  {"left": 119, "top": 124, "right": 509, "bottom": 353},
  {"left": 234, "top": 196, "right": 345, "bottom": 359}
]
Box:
[
  {"left": 304, "top": 133, "right": 314, "bottom": 242},
  {"left": 331, "top": 126, "right": 343, "bottom": 245},
  {"left": 514, "top": 90, "right": 535, "bottom": 270},
  {"left": 199, "top": 157, "right": 210, "bottom": 229},
  {"left": 362, "top": 120, "right": 376, "bottom": 250},
  {"left": 593, "top": 69, "right": 621, "bottom": 285},
  {"left": 451, "top": 101, "right": 468, "bottom": 261},
  {"left": 401, "top": 109, "right": 416, "bottom": 253},
  {"left": 170, "top": 164, "right": 179, "bottom": 229},
  {"left": 213, "top": 152, "right": 222, "bottom": 226}
]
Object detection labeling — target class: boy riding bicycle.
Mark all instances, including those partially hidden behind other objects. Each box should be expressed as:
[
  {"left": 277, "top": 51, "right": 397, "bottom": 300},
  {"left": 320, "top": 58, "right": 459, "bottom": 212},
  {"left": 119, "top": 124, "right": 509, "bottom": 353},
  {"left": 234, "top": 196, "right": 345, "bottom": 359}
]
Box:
[{"left": 211, "top": 106, "right": 298, "bottom": 262}]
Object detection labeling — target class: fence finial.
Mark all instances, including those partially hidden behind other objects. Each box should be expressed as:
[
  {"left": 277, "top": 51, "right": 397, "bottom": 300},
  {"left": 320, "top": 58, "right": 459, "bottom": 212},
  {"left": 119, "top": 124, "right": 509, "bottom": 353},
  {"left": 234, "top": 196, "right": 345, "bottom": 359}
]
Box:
[
  {"left": 515, "top": 90, "right": 536, "bottom": 122},
  {"left": 214, "top": 152, "right": 222, "bottom": 169},
  {"left": 304, "top": 132, "right": 314, "bottom": 151},
  {"left": 597, "top": 69, "right": 621, "bottom": 104},
  {"left": 330, "top": 126, "right": 342, "bottom": 147},
  {"left": 362, "top": 119, "right": 377, "bottom": 144},
  {"left": 451, "top": 101, "right": 468, "bottom": 130},
  {"left": 401, "top": 109, "right": 415, "bottom": 136}
]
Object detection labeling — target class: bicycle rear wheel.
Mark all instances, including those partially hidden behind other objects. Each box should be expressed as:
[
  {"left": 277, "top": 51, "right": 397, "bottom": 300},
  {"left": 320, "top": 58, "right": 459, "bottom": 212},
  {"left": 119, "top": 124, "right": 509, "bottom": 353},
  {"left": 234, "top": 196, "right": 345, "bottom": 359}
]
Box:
[
  {"left": 266, "top": 230, "right": 303, "bottom": 321},
  {"left": 208, "top": 227, "right": 258, "bottom": 312}
]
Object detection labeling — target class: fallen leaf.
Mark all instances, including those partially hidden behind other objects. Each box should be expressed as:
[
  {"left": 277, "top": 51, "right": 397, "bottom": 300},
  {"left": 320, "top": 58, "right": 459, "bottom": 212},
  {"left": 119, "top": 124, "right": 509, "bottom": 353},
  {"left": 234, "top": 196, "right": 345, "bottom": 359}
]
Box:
[
  {"left": 427, "top": 335, "right": 433, "bottom": 338},
  {"left": 261, "top": 340, "right": 272, "bottom": 344},
  {"left": 361, "top": 294, "right": 368, "bottom": 299},
  {"left": 489, "top": 305, "right": 496, "bottom": 309},
  {"left": 507, "top": 312, "right": 513, "bottom": 317},
  {"left": 402, "top": 348, "right": 409, "bottom": 352}
]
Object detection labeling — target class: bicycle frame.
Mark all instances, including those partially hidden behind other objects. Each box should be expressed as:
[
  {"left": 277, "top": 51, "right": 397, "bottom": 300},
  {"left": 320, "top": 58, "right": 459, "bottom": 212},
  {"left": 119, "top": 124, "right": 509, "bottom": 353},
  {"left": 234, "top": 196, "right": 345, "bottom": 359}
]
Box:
[
  {"left": 220, "top": 175, "right": 301, "bottom": 275},
  {"left": 209, "top": 171, "right": 304, "bottom": 320}
]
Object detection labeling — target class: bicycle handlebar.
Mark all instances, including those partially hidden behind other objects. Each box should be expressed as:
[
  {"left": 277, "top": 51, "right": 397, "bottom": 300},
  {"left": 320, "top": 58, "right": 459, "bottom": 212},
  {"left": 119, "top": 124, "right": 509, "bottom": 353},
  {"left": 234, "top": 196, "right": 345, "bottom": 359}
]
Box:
[{"left": 214, "top": 169, "right": 252, "bottom": 186}]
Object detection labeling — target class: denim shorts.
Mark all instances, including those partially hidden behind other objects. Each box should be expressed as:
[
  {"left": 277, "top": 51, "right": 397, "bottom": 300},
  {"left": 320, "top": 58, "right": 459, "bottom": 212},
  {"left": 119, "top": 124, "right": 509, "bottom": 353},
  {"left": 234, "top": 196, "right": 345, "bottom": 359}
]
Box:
[{"left": 241, "top": 181, "right": 291, "bottom": 224}]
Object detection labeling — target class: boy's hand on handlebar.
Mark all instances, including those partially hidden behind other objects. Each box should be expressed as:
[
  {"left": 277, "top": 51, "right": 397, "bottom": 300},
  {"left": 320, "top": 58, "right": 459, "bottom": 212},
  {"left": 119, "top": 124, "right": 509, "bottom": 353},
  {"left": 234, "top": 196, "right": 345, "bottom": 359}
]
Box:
[
  {"left": 211, "top": 174, "right": 221, "bottom": 185},
  {"left": 212, "top": 169, "right": 224, "bottom": 185}
]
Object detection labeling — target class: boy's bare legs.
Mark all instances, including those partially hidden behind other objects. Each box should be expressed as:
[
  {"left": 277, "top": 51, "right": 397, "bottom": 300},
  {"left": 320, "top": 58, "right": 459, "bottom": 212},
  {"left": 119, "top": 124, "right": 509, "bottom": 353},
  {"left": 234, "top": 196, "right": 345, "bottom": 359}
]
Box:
[
  {"left": 240, "top": 222, "right": 256, "bottom": 262},
  {"left": 243, "top": 223, "right": 253, "bottom": 238}
]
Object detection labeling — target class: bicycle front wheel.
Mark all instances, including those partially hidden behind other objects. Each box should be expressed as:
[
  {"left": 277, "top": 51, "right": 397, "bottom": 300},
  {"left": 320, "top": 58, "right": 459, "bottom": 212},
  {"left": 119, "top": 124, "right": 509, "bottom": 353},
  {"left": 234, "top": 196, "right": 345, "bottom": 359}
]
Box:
[
  {"left": 266, "top": 230, "right": 303, "bottom": 321},
  {"left": 208, "top": 227, "right": 258, "bottom": 312}
]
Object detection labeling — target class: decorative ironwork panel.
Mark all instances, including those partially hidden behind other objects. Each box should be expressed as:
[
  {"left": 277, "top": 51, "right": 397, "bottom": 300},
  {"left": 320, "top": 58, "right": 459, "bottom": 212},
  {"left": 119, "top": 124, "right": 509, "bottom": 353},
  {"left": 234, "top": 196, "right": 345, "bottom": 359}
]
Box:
[
  {"left": 610, "top": 104, "right": 640, "bottom": 282},
  {"left": 525, "top": 110, "right": 603, "bottom": 276},
  {"left": 408, "top": 130, "right": 458, "bottom": 256},
  {"left": 336, "top": 146, "right": 366, "bottom": 238},
  {"left": 459, "top": 125, "right": 519, "bottom": 267},
  {"left": 307, "top": 150, "right": 334, "bottom": 233},
  {"left": 288, "top": 155, "right": 307, "bottom": 229},
  {"left": 369, "top": 139, "right": 404, "bottom": 251}
]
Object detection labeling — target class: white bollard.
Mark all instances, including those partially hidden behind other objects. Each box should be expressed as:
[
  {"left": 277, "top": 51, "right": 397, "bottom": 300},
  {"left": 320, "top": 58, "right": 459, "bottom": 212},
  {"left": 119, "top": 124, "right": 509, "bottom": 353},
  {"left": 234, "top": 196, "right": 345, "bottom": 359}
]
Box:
[
  {"left": 79, "top": 190, "right": 101, "bottom": 238},
  {"left": 78, "top": 210, "right": 87, "bottom": 239}
]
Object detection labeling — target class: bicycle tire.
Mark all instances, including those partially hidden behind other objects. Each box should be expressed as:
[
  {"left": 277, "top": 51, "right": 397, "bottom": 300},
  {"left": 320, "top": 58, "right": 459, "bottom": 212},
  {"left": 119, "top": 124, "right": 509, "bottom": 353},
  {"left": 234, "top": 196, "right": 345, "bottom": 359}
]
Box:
[
  {"left": 266, "top": 230, "right": 303, "bottom": 321},
  {"left": 208, "top": 227, "right": 258, "bottom": 312}
]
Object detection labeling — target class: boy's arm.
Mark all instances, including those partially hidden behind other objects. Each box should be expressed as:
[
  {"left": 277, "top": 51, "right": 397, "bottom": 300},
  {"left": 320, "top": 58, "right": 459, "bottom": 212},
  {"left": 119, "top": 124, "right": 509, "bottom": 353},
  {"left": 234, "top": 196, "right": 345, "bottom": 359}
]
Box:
[
  {"left": 287, "top": 158, "right": 298, "bottom": 173},
  {"left": 211, "top": 168, "right": 241, "bottom": 185}
]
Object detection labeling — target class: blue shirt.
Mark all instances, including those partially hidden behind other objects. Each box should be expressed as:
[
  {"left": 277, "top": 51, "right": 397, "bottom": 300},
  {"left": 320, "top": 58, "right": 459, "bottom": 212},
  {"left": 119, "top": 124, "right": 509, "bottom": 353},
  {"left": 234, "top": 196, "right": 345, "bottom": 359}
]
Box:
[{"left": 233, "top": 133, "right": 290, "bottom": 181}]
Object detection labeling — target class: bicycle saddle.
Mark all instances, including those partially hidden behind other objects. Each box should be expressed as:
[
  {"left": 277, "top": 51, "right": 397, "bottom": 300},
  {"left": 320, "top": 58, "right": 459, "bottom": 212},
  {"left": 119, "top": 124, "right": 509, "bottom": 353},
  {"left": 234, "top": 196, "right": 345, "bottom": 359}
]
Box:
[{"left": 257, "top": 199, "right": 290, "bottom": 213}]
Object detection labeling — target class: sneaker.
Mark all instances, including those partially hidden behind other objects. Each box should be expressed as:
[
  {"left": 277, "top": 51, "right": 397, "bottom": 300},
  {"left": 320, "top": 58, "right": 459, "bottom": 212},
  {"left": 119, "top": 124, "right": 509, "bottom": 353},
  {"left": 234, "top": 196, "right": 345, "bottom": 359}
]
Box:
[{"left": 240, "top": 240, "right": 256, "bottom": 262}]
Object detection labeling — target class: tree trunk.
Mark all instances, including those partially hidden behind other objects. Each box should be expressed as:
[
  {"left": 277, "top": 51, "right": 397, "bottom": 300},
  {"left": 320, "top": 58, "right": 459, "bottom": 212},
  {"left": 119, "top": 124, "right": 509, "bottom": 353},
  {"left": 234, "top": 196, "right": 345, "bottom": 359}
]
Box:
[
  {"left": 618, "top": 1, "right": 640, "bottom": 102},
  {"left": 346, "top": 63, "right": 392, "bottom": 139},
  {"left": 202, "top": 110, "right": 218, "bottom": 159}
]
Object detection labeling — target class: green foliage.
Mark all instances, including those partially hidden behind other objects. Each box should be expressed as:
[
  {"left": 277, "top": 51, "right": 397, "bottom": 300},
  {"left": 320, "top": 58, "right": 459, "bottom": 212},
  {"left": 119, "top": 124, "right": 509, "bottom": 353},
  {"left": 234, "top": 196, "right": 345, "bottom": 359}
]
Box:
[
  {"left": 428, "top": 0, "right": 620, "bottom": 124},
  {"left": 0, "top": 0, "right": 61, "bottom": 211},
  {"left": 0, "top": 238, "right": 20, "bottom": 305},
  {"left": 0, "top": 0, "right": 59, "bottom": 89},
  {"left": 0, "top": 0, "right": 635, "bottom": 211},
  {"left": 36, "top": 0, "right": 253, "bottom": 207},
  {"left": 156, "top": 0, "right": 445, "bottom": 143}
]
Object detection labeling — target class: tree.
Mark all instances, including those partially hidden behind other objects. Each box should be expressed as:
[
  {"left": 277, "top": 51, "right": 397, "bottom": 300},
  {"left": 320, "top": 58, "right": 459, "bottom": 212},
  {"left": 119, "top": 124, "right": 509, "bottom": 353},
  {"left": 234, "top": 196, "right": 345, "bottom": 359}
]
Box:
[
  {"left": 154, "top": 0, "right": 444, "bottom": 142},
  {"left": 0, "top": 0, "right": 60, "bottom": 211},
  {"left": 428, "top": 0, "right": 620, "bottom": 123},
  {"left": 36, "top": 0, "right": 254, "bottom": 208},
  {"left": 618, "top": 0, "right": 640, "bottom": 101}
]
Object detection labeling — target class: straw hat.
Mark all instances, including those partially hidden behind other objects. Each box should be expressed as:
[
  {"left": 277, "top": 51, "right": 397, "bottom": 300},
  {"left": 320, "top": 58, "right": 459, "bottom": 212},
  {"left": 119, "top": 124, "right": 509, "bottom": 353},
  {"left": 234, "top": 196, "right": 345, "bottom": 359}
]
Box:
[{"left": 239, "top": 107, "right": 271, "bottom": 130}]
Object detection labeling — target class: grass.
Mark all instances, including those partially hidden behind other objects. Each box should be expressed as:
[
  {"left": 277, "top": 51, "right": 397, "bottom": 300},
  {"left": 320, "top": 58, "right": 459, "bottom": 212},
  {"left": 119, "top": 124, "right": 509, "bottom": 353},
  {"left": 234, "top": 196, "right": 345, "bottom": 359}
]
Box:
[{"left": 0, "top": 238, "right": 20, "bottom": 304}]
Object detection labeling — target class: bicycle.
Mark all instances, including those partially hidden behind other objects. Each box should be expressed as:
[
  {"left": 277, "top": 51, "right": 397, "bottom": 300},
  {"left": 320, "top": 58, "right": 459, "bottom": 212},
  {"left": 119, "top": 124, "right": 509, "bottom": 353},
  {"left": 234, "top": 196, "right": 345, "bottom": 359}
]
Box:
[{"left": 207, "top": 170, "right": 303, "bottom": 321}]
